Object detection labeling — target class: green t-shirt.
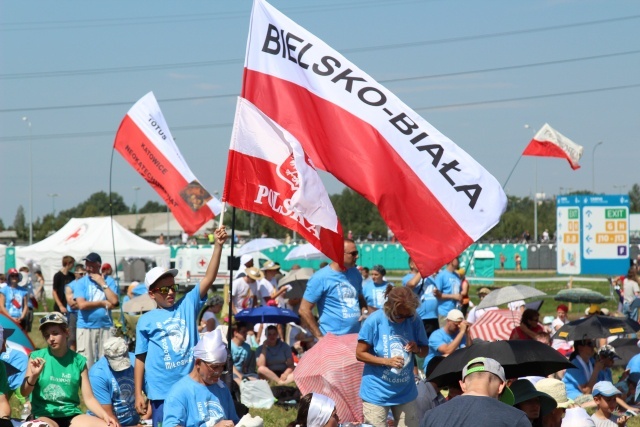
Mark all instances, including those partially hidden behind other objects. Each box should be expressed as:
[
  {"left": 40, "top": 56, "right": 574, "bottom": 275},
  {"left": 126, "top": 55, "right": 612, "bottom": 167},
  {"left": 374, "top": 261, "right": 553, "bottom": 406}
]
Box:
[
  {"left": 29, "top": 348, "right": 86, "bottom": 418},
  {"left": 0, "top": 363, "right": 7, "bottom": 396}
]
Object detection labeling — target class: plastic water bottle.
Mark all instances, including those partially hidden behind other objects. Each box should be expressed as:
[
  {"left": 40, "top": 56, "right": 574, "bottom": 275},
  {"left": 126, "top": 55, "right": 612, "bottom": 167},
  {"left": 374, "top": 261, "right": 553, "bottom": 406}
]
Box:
[{"left": 20, "top": 403, "right": 30, "bottom": 421}]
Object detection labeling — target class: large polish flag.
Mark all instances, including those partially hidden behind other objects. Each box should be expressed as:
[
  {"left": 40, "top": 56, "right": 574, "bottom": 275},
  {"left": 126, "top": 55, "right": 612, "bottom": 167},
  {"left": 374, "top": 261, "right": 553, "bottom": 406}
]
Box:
[
  {"left": 240, "top": 0, "right": 507, "bottom": 276},
  {"left": 522, "top": 123, "right": 584, "bottom": 170},
  {"left": 224, "top": 97, "right": 345, "bottom": 264},
  {"left": 114, "top": 92, "right": 222, "bottom": 235}
]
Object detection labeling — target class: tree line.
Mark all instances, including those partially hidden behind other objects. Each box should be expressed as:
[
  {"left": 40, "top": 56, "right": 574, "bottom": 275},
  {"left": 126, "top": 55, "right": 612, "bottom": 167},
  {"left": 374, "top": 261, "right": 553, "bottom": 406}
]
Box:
[{"left": 4, "top": 183, "right": 640, "bottom": 243}]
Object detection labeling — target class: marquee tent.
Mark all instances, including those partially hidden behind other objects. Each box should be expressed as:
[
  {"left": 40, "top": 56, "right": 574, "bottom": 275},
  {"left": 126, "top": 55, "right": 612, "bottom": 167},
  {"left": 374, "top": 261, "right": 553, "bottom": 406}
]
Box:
[{"left": 15, "top": 217, "right": 170, "bottom": 283}]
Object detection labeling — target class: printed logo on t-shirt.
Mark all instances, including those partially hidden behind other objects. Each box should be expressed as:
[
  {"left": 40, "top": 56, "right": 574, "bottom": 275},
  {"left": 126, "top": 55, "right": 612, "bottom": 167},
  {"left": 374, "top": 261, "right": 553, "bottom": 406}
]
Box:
[
  {"left": 198, "top": 399, "right": 225, "bottom": 426},
  {"left": 381, "top": 334, "right": 412, "bottom": 384},
  {"left": 114, "top": 375, "right": 135, "bottom": 401},
  {"left": 42, "top": 383, "right": 66, "bottom": 402},
  {"left": 157, "top": 316, "right": 192, "bottom": 370},
  {"left": 373, "top": 288, "right": 386, "bottom": 308}
]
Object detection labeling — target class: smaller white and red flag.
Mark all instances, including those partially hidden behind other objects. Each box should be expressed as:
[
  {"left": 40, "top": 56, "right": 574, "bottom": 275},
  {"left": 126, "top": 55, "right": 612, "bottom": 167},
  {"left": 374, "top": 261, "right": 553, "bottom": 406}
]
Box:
[
  {"left": 114, "top": 92, "right": 222, "bottom": 235},
  {"left": 522, "top": 123, "right": 584, "bottom": 170},
  {"left": 223, "top": 97, "right": 344, "bottom": 264}
]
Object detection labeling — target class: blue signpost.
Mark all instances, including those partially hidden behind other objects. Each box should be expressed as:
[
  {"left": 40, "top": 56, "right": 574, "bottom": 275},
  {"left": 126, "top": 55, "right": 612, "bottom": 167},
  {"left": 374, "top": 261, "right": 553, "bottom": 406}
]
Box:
[{"left": 557, "top": 195, "right": 630, "bottom": 275}]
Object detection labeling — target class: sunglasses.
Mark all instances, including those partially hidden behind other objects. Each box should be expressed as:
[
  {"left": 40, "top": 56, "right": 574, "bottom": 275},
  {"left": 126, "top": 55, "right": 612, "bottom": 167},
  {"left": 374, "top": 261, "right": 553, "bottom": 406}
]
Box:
[
  {"left": 203, "top": 362, "right": 228, "bottom": 374},
  {"left": 346, "top": 251, "right": 359, "bottom": 256},
  {"left": 39, "top": 313, "right": 66, "bottom": 325},
  {"left": 151, "top": 284, "right": 179, "bottom": 295}
]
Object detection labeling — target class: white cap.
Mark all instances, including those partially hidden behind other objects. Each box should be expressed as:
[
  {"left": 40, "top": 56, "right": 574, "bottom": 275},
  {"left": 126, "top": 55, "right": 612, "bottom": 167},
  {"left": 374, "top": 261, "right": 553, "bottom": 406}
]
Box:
[
  {"left": 446, "top": 309, "right": 464, "bottom": 322},
  {"left": 144, "top": 266, "right": 178, "bottom": 289},
  {"left": 103, "top": 337, "right": 130, "bottom": 372}
]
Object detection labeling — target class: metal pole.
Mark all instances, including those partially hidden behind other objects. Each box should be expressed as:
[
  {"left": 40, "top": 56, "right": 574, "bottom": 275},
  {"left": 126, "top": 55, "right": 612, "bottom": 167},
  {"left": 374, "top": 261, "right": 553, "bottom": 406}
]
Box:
[
  {"left": 534, "top": 159, "right": 538, "bottom": 243},
  {"left": 22, "top": 117, "right": 33, "bottom": 245},
  {"left": 133, "top": 186, "right": 140, "bottom": 226},
  {"left": 592, "top": 141, "right": 603, "bottom": 193},
  {"left": 47, "top": 193, "right": 59, "bottom": 216}
]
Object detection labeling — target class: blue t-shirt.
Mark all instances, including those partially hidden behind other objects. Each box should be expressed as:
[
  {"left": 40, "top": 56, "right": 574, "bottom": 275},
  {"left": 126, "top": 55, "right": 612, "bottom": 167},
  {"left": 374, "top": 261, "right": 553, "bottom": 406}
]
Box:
[
  {"left": 434, "top": 269, "right": 461, "bottom": 317},
  {"left": 0, "top": 345, "right": 28, "bottom": 392},
  {"left": 415, "top": 278, "right": 438, "bottom": 320},
  {"left": 66, "top": 279, "right": 80, "bottom": 314},
  {"left": 303, "top": 266, "right": 363, "bottom": 335},
  {"left": 628, "top": 354, "right": 640, "bottom": 374},
  {"left": 358, "top": 310, "right": 428, "bottom": 406},
  {"left": 231, "top": 341, "right": 252, "bottom": 371},
  {"left": 401, "top": 273, "right": 414, "bottom": 287},
  {"left": 1, "top": 286, "right": 28, "bottom": 319},
  {"left": 163, "top": 376, "right": 239, "bottom": 427},
  {"left": 423, "top": 327, "right": 466, "bottom": 369},
  {"left": 88, "top": 354, "right": 139, "bottom": 427},
  {"left": 24, "top": 281, "right": 35, "bottom": 309},
  {"left": 363, "top": 281, "right": 388, "bottom": 309},
  {"left": 562, "top": 357, "right": 609, "bottom": 400},
  {"left": 135, "top": 285, "right": 205, "bottom": 400},
  {"left": 75, "top": 275, "right": 118, "bottom": 329}
]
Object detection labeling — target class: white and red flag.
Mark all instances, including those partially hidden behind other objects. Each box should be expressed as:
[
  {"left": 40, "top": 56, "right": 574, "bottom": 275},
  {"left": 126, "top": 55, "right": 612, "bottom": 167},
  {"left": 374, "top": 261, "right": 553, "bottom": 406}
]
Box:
[
  {"left": 522, "top": 123, "right": 584, "bottom": 170},
  {"left": 224, "top": 98, "right": 344, "bottom": 264},
  {"left": 114, "top": 92, "right": 222, "bottom": 235},
  {"left": 234, "top": 0, "right": 507, "bottom": 275}
]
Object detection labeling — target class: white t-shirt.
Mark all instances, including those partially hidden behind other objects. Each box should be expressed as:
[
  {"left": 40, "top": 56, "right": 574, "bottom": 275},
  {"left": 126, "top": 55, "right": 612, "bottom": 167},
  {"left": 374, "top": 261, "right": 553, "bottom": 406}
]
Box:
[
  {"left": 624, "top": 278, "right": 640, "bottom": 304},
  {"left": 231, "top": 277, "right": 260, "bottom": 312},
  {"left": 202, "top": 310, "right": 219, "bottom": 330}
]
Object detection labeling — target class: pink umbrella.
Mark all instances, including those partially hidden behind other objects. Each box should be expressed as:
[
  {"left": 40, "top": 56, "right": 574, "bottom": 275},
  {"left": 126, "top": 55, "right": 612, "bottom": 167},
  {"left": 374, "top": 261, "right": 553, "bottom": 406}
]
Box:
[
  {"left": 469, "top": 309, "right": 521, "bottom": 342},
  {"left": 294, "top": 333, "right": 364, "bottom": 423}
]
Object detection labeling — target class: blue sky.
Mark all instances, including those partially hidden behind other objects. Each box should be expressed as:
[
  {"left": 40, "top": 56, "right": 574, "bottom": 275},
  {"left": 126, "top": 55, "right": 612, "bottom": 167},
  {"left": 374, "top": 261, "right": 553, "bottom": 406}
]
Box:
[{"left": 1, "top": 0, "right": 638, "bottom": 227}]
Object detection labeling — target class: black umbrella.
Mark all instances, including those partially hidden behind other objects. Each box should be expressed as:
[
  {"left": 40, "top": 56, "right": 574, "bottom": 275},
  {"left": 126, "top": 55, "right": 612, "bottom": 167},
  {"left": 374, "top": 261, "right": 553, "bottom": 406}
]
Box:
[
  {"left": 552, "top": 315, "right": 640, "bottom": 341},
  {"left": 427, "top": 340, "right": 573, "bottom": 387},
  {"left": 609, "top": 338, "right": 640, "bottom": 366}
]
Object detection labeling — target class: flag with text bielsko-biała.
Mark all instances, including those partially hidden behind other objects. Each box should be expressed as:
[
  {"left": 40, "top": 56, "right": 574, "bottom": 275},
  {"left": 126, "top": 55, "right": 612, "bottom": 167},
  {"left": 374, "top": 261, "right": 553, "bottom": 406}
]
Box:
[
  {"left": 237, "top": 0, "right": 507, "bottom": 276},
  {"left": 114, "top": 92, "right": 222, "bottom": 235}
]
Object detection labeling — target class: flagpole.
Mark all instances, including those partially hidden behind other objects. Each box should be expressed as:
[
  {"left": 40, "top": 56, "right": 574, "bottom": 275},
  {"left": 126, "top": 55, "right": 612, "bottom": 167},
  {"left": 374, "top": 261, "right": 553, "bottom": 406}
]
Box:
[
  {"left": 534, "top": 158, "right": 538, "bottom": 242},
  {"left": 224, "top": 206, "right": 236, "bottom": 389}
]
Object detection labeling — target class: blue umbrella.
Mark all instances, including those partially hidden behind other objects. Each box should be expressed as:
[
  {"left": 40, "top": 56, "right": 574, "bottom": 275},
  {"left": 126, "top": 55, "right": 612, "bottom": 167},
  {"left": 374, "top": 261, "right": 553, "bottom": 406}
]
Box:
[
  {"left": 234, "top": 306, "right": 300, "bottom": 324},
  {"left": 0, "top": 313, "right": 35, "bottom": 350}
]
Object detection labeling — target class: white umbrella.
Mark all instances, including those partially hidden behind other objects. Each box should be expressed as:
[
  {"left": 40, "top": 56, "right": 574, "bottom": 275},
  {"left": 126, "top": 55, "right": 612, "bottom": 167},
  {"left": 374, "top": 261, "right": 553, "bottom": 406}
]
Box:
[
  {"left": 476, "top": 284, "right": 547, "bottom": 310},
  {"left": 284, "top": 243, "right": 328, "bottom": 261},
  {"left": 236, "top": 238, "right": 283, "bottom": 256}
]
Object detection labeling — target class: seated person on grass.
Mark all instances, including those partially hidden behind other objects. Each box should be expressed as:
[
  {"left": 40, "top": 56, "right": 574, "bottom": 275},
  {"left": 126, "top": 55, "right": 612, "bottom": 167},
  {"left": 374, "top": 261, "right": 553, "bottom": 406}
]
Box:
[{"left": 256, "top": 325, "right": 294, "bottom": 385}]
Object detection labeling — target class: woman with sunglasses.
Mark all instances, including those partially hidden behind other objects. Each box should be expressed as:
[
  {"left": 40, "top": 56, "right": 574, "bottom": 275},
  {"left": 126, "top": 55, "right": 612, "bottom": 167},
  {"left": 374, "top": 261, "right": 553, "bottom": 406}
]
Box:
[
  {"left": 20, "top": 312, "right": 120, "bottom": 427},
  {"left": 356, "top": 285, "right": 428, "bottom": 427},
  {"left": 562, "top": 339, "right": 607, "bottom": 401}
]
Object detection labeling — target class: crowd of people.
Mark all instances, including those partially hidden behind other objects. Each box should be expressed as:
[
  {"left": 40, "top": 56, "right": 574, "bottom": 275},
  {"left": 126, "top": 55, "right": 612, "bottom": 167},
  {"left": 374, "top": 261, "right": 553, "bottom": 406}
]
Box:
[{"left": 1, "top": 233, "right": 640, "bottom": 427}]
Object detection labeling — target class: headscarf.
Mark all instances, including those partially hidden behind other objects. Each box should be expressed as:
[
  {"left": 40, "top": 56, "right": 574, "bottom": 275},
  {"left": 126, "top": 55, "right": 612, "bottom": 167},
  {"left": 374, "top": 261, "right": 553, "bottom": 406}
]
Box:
[
  {"left": 306, "top": 393, "right": 335, "bottom": 427},
  {"left": 193, "top": 329, "right": 227, "bottom": 363}
]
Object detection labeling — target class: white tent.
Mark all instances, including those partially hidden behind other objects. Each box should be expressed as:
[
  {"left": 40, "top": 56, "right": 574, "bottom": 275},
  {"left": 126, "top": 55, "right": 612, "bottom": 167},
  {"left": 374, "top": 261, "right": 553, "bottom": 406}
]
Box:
[
  {"left": 15, "top": 217, "right": 170, "bottom": 283},
  {"left": 0, "top": 243, "right": 6, "bottom": 273}
]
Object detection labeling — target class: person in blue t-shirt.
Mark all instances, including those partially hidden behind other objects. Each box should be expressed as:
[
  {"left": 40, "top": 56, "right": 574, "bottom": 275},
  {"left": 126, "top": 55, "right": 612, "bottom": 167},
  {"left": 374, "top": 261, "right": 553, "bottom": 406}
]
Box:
[
  {"left": 357, "top": 286, "right": 428, "bottom": 427},
  {"left": 300, "top": 239, "right": 366, "bottom": 339},
  {"left": 0, "top": 268, "right": 29, "bottom": 330},
  {"left": 135, "top": 227, "right": 228, "bottom": 427},
  {"left": 74, "top": 252, "right": 120, "bottom": 369},
  {"left": 562, "top": 340, "right": 613, "bottom": 400},
  {"left": 163, "top": 329, "right": 238, "bottom": 427},
  {"left": 0, "top": 326, "right": 27, "bottom": 398},
  {"left": 423, "top": 309, "right": 469, "bottom": 370},
  {"left": 627, "top": 352, "right": 640, "bottom": 374},
  {"left": 89, "top": 337, "right": 143, "bottom": 427},
  {"left": 362, "top": 265, "right": 389, "bottom": 311},
  {"left": 405, "top": 267, "right": 440, "bottom": 338},
  {"left": 65, "top": 264, "right": 86, "bottom": 352},
  {"left": 401, "top": 257, "right": 419, "bottom": 287},
  {"left": 434, "top": 257, "right": 462, "bottom": 323},
  {"left": 230, "top": 321, "right": 256, "bottom": 385}
]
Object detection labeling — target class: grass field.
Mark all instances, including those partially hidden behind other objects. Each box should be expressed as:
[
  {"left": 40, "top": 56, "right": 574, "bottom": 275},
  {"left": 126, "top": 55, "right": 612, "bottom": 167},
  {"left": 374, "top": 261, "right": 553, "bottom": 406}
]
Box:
[{"left": 8, "top": 270, "right": 636, "bottom": 426}]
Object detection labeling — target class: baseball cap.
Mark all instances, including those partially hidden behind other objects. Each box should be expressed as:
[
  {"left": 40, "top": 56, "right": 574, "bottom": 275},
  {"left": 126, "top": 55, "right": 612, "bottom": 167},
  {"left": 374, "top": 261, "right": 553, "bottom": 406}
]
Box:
[
  {"left": 145, "top": 266, "right": 178, "bottom": 289},
  {"left": 245, "top": 267, "right": 264, "bottom": 281},
  {"left": 478, "top": 287, "right": 491, "bottom": 295},
  {"left": 103, "top": 337, "right": 130, "bottom": 371},
  {"left": 446, "top": 309, "right": 464, "bottom": 322},
  {"left": 462, "top": 357, "right": 514, "bottom": 405},
  {"left": 592, "top": 381, "right": 621, "bottom": 397},
  {"left": 260, "top": 261, "right": 281, "bottom": 271},
  {"left": 101, "top": 263, "right": 112, "bottom": 271},
  {"left": 83, "top": 252, "right": 102, "bottom": 264},
  {"left": 39, "top": 312, "right": 68, "bottom": 330},
  {"left": 6, "top": 268, "right": 22, "bottom": 282}
]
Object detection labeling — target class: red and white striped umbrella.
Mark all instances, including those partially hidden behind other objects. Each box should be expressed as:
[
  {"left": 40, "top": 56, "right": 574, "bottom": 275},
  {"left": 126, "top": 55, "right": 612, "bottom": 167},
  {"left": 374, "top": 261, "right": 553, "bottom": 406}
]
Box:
[
  {"left": 294, "top": 333, "right": 364, "bottom": 423},
  {"left": 470, "top": 309, "right": 521, "bottom": 342}
]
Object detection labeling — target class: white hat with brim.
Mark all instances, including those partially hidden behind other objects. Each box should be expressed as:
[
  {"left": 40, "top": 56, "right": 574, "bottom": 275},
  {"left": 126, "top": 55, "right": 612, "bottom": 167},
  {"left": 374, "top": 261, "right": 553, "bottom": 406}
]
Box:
[
  {"left": 103, "top": 337, "right": 131, "bottom": 372},
  {"left": 535, "top": 378, "right": 574, "bottom": 409},
  {"left": 145, "top": 266, "right": 178, "bottom": 289}
]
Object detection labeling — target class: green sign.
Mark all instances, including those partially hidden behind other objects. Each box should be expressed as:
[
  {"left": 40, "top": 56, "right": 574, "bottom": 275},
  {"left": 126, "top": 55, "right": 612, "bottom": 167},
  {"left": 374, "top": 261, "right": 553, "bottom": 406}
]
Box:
[
  {"left": 605, "top": 208, "right": 627, "bottom": 219},
  {"left": 568, "top": 209, "right": 579, "bottom": 219}
]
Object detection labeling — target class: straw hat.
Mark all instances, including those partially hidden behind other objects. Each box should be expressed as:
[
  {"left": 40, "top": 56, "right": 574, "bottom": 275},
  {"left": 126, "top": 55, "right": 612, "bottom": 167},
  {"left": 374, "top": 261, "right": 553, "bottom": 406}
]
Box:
[
  {"left": 535, "top": 378, "right": 574, "bottom": 409},
  {"left": 245, "top": 267, "right": 264, "bottom": 281}
]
